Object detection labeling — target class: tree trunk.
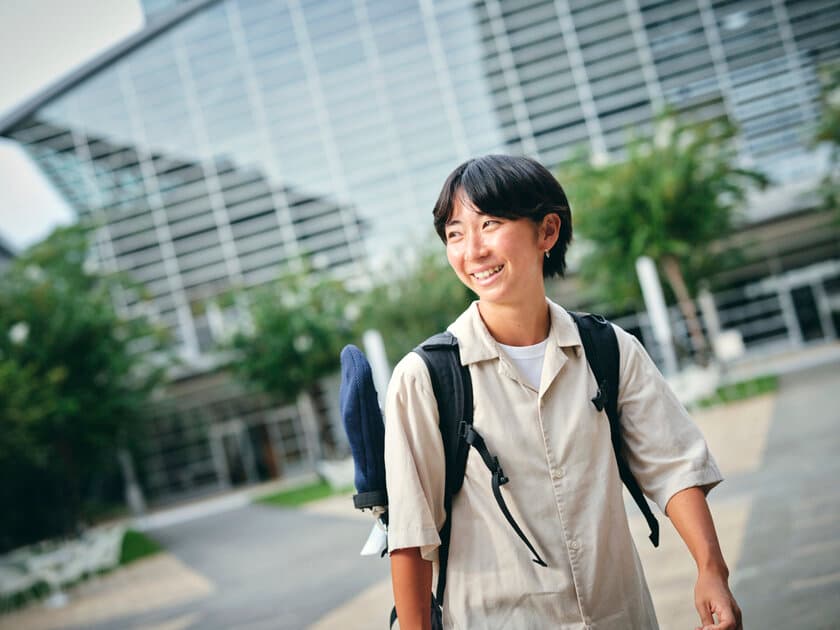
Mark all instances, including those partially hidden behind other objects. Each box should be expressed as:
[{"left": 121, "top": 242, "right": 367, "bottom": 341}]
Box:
[
  {"left": 297, "top": 389, "right": 323, "bottom": 466},
  {"left": 307, "top": 381, "right": 338, "bottom": 459},
  {"left": 57, "top": 442, "right": 82, "bottom": 536},
  {"left": 660, "top": 255, "right": 708, "bottom": 364}
]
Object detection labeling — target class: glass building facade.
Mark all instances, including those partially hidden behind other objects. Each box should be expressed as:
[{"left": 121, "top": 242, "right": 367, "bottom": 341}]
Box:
[
  {"left": 3, "top": 0, "right": 838, "bottom": 359},
  {"left": 478, "top": 0, "right": 835, "bottom": 184},
  {"left": 1, "top": 0, "right": 838, "bottom": 498}
]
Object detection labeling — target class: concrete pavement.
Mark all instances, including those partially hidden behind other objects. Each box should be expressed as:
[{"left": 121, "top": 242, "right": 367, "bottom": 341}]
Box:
[
  {"left": 3, "top": 360, "right": 840, "bottom": 629},
  {"left": 724, "top": 366, "right": 840, "bottom": 629}
]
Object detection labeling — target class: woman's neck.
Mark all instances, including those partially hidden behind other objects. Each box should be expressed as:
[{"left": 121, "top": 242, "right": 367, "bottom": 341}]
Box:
[{"left": 477, "top": 294, "right": 550, "bottom": 346}]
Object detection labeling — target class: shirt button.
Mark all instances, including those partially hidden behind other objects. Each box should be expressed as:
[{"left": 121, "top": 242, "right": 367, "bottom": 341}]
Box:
[
  {"left": 552, "top": 467, "right": 564, "bottom": 480},
  {"left": 570, "top": 540, "right": 580, "bottom": 551}
]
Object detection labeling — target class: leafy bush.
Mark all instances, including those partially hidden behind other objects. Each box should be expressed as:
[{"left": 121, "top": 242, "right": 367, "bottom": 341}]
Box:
[{"left": 0, "top": 226, "right": 168, "bottom": 551}]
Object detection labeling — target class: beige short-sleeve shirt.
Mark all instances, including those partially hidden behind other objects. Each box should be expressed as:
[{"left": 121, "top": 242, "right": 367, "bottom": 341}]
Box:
[{"left": 385, "top": 300, "right": 722, "bottom": 630}]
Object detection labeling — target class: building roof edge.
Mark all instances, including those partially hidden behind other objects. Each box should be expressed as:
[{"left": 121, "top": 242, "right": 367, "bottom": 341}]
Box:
[{"left": 0, "top": 0, "right": 222, "bottom": 136}]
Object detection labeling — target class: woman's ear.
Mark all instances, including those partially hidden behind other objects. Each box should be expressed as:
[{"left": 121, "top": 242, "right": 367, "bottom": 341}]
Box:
[{"left": 540, "top": 213, "right": 561, "bottom": 249}]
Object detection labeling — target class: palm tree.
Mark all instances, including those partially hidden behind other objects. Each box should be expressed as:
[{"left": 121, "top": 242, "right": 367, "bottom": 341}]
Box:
[{"left": 567, "top": 116, "right": 767, "bottom": 359}]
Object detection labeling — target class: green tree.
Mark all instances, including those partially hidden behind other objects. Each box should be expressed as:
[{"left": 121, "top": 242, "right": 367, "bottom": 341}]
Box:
[
  {"left": 360, "top": 246, "right": 474, "bottom": 365},
  {"left": 230, "top": 266, "right": 358, "bottom": 456},
  {"left": 0, "top": 226, "right": 167, "bottom": 551},
  {"left": 814, "top": 62, "right": 840, "bottom": 212},
  {"left": 567, "top": 117, "right": 767, "bottom": 357}
]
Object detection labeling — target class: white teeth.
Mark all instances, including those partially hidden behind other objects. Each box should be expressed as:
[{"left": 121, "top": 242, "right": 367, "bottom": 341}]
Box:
[{"left": 473, "top": 265, "right": 503, "bottom": 280}]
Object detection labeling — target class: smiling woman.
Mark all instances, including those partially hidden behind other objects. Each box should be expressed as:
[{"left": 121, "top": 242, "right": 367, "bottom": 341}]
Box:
[
  {"left": 384, "top": 154, "right": 742, "bottom": 630},
  {"left": 433, "top": 156, "right": 571, "bottom": 345},
  {"left": 433, "top": 155, "right": 572, "bottom": 277}
]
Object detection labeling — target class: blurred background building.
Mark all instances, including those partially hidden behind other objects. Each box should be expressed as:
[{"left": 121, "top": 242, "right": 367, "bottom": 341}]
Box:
[{"left": 1, "top": 0, "right": 838, "bottom": 500}]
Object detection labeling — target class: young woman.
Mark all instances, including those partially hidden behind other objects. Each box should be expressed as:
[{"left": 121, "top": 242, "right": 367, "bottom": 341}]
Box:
[{"left": 384, "top": 155, "right": 741, "bottom": 630}]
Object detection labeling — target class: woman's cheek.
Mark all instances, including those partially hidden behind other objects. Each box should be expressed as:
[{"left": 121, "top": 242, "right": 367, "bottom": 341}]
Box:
[{"left": 446, "top": 246, "right": 461, "bottom": 271}]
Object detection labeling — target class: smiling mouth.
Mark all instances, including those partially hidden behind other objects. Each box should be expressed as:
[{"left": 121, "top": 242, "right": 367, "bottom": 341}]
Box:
[{"left": 472, "top": 264, "right": 503, "bottom": 280}]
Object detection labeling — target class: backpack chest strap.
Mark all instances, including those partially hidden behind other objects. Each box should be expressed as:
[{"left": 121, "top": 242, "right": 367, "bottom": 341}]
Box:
[{"left": 461, "top": 422, "right": 548, "bottom": 567}]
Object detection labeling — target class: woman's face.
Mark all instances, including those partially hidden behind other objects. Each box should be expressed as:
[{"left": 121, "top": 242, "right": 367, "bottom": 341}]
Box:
[{"left": 444, "top": 195, "right": 558, "bottom": 308}]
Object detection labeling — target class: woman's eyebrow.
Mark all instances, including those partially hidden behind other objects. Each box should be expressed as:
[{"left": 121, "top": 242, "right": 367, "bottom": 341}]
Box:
[{"left": 447, "top": 208, "right": 487, "bottom": 225}]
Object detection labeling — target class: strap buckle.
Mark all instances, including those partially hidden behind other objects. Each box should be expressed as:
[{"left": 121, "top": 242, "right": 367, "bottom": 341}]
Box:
[
  {"left": 459, "top": 421, "right": 478, "bottom": 445},
  {"left": 491, "top": 456, "right": 508, "bottom": 485},
  {"left": 591, "top": 379, "right": 607, "bottom": 411}
]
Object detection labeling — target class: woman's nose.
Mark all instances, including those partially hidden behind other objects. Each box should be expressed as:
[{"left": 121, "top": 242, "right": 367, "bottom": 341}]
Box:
[{"left": 465, "top": 231, "right": 486, "bottom": 261}]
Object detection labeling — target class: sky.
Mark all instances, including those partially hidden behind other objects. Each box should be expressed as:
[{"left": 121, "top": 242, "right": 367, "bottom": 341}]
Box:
[{"left": 0, "top": 0, "right": 144, "bottom": 251}]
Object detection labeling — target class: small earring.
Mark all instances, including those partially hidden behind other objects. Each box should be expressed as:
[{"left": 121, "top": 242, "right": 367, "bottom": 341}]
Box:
[{"left": 545, "top": 250, "right": 551, "bottom": 259}]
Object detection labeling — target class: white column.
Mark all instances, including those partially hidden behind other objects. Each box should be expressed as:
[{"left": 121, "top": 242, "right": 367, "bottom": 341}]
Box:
[
  {"left": 636, "top": 256, "right": 679, "bottom": 375},
  {"left": 118, "top": 449, "right": 146, "bottom": 516},
  {"left": 363, "top": 329, "right": 392, "bottom": 410}
]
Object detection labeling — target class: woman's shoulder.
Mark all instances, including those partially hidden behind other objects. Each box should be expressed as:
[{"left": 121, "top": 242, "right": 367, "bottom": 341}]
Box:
[
  {"left": 607, "top": 321, "right": 652, "bottom": 364},
  {"left": 392, "top": 349, "right": 430, "bottom": 378},
  {"left": 387, "top": 350, "right": 434, "bottom": 399},
  {"left": 385, "top": 350, "right": 441, "bottom": 435},
  {"left": 608, "top": 320, "right": 641, "bottom": 348}
]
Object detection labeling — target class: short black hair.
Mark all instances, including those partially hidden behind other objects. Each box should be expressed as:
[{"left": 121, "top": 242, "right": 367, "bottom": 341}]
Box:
[{"left": 433, "top": 154, "right": 573, "bottom": 278}]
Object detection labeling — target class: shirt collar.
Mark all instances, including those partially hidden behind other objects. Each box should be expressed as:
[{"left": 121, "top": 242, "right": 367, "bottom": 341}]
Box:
[{"left": 447, "top": 299, "right": 582, "bottom": 366}]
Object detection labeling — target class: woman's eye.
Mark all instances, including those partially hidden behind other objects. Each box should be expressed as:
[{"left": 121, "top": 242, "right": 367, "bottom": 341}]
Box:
[
  {"left": 483, "top": 220, "right": 500, "bottom": 229},
  {"left": 446, "top": 230, "right": 461, "bottom": 240}
]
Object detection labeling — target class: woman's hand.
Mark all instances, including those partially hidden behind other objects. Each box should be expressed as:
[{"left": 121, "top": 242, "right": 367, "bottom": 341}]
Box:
[
  {"left": 665, "top": 487, "right": 743, "bottom": 630},
  {"left": 693, "top": 568, "right": 742, "bottom": 630}
]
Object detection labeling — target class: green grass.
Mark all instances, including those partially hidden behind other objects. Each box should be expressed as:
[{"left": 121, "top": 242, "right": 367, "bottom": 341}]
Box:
[
  {"left": 119, "top": 529, "right": 162, "bottom": 565},
  {"left": 257, "top": 479, "right": 353, "bottom": 507},
  {"left": 696, "top": 374, "right": 779, "bottom": 409}
]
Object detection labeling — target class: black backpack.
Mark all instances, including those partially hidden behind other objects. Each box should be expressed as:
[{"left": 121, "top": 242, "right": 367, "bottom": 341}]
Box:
[{"left": 401, "top": 312, "right": 660, "bottom": 626}]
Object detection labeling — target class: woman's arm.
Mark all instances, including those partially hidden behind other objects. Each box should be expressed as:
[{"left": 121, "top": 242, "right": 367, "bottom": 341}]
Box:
[
  {"left": 390, "top": 547, "right": 432, "bottom": 630},
  {"left": 665, "top": 486, "right": 742, "bottom": 630}
]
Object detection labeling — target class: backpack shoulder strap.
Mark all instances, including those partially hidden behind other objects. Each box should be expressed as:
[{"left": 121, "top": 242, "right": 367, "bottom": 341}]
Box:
[
  {"left": 414, "top": 331, "right": 473, "bottom": 497},
  {"left": 413, "top": 331, "right": 472, "bottom": 607},
  {"left": 570, "top": 312, "right": 660, "bottom": 548},
  {"left": 412, "top": 331, "right": 548, "bottom": 609}
]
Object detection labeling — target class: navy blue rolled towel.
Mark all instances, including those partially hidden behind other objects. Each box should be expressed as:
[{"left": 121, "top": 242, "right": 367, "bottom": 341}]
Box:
[{"left": 340, "top": 344, "right": 388, "bottom": 510}]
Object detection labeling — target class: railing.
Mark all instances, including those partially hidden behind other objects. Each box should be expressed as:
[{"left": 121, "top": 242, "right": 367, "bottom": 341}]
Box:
[{"left": 613, "top": 259, "right": 840, "bottom": 371}]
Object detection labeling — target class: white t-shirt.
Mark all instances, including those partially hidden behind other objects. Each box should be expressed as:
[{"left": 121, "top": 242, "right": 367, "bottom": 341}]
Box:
[{"left": 498, "top": 338, "right": 549, "bottom": 390}]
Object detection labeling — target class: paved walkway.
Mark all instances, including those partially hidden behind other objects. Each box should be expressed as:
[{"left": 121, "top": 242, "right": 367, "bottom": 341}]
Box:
[
  {"left": 0, "top": 555, "right": 213, "bottom": 630},
  {"left": 2, "top": 359, "right": 839, "bottom": 629}
]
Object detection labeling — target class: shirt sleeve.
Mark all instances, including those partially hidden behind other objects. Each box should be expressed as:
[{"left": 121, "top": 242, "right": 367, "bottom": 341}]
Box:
[
  {"left": 613, "top": 324, "right": 723, "bottom": 514},
  {"left": 384, "top": 352, "right": 447, "bottom": 562}
]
